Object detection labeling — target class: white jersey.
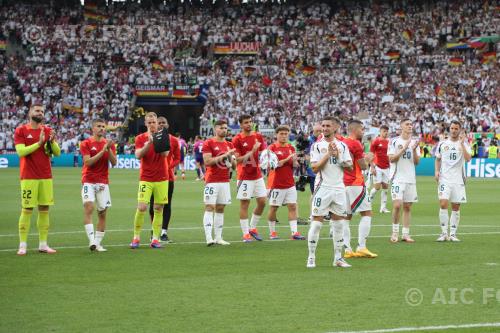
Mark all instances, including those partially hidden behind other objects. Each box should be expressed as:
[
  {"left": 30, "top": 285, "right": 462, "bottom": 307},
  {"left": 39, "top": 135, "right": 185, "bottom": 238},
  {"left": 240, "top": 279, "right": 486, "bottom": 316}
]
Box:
[
  {"left": 310, "top": 138, "right": 352, "bottom": 188},
  {"left": 435, "top": 139, "right": 471, "bottom": 185},
  {"left": 388, "top": 137, "right": 420, "bottom": 184}
]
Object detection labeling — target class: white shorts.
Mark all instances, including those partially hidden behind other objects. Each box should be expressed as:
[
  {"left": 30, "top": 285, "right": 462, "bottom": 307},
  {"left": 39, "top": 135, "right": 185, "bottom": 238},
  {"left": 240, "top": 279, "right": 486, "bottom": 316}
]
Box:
[
  {"left": 391, "top": 182, "right": 418, "bottom": 203},
  {"left": 82, "top": 183, "right": 112, "bottom": 211},
  {"left": 374, "top": 166, "right": 390, "bottom": 184},
  {"left": 236, "top": 178, "right": 267, "bottom": 200},
  {"left": 204, "top": 182, "right": 231, "bottom": 205},
  {"left": 345, "top": 186, "right": 371, "bottom": 214},
  {"left": 268, "top": 186, "right": 297, "bottom": 206},
  {"left": 311, "top": 185, "right": 347, "bottom": 217},
  {"left": 438, "top": 183, "right": 467, "bottom": 203}
]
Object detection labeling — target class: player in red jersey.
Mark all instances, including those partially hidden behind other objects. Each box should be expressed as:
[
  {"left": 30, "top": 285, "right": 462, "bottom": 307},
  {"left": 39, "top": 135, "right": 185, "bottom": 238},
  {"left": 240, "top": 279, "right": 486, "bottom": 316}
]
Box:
[
  {"left": 340, "top": 120, "right": 378, "bottom": 259},
  {"left": 80, "top": 119, "right": 117, "bottom": 252},
  {"left": 201, "top": 120, "right": 236, "bottom": 246},
  {"left": 14, "top": 103, "right": 61, "bottom": 255},
  {"left": 266, "top": 125, "right": 305, "bottom": 240},
  {"left": 232, "top": 114, "right": 267, "bottom": 242},
  {"left": 148, "top": 117, "right": 180, "bottom": 242},
  {"left": 130, "top": 112, "right": 170, "bottom": 249},
  {"left": 369, "top": 125, "right": 391, "bottom": 213}
]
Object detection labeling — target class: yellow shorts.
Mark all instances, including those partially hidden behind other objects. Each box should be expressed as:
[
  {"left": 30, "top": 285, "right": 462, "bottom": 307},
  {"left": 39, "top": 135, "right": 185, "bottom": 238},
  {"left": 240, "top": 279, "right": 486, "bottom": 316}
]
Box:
[
  {"left": 137, "top": 181, "right": 169, "bottom": 204},
  {"left": 20, "top": 179, "right": 54, "bottom": 208}
]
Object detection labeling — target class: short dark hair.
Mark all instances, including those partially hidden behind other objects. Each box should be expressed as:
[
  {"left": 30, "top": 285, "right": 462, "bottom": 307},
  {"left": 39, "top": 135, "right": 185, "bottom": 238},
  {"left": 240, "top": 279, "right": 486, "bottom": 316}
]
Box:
[
  {"left": 380, "top": 125, "right": 389, "bottom": 131},
  {"left": 157, "top": 116, "right": 168, "bottom": 123},
  {"left": 92, "top": 118, "right": 105, "bottom": 126},
  {"left": 348, "top": 119, "right": 363, "bottom": 126},
  {"left": 238, "top": 114, "right": 252, "bottom": 124},
  {"left": 322, "top": 116, "right": 341, "bottom": 124},
  {"left": 275, "top": 125, "right": 290, "bottom": 133},
  {"left": 400, "top": 118, "right": 411, "bottom": 124},
  {"left": 450, "top": 120, "right": 461, "bottom": 128},
  {"left": 214, "top": 119, "right": 227, "bottom": 127}
]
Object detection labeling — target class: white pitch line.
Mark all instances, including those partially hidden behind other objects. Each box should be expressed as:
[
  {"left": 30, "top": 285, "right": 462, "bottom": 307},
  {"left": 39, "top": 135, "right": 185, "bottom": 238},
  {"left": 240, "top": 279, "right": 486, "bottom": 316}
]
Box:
[
  {"left": 327, "top": 322, "right": 500, "bottom": 333},
  {"left": 0, "top": 224, "right": 498, "bottom": 238},
  {"left": 1, "top": 231, "right": 499, "bottom": 253}
]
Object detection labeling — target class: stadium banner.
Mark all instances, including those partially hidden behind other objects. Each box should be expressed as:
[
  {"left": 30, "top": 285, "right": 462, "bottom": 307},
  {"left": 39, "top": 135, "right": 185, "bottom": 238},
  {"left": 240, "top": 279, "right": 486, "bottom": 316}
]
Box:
[
  {"left": 0, "top": 154, "right": 498, "bottom": 177},
  {"left": 134, "top": 84, "right": 200, "bottom": 99},
  {"left": 214, "top": 42, "right": 262, "bottom": 55}
]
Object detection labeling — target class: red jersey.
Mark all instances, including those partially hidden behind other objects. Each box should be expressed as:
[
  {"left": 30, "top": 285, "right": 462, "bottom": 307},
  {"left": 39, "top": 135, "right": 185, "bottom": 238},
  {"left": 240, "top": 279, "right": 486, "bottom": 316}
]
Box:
[
  {"left": 167, "top": 135, "right": 180, "bottom": 181},
  {"left": 268, "top": 143, "right": 295, "bottom": 189},
  {"left": 80, "top": 137, "right": 116, "bottom": 184},
  {"left": 14, "top": 124, "right": 53, "bottom": 180},
  {"left": 340, "top": 136, "right": 365, "bottom": 186},
  {"left": 202, "top": 138, "right": 234, "bottom": 183},
  {"left": 370, "top": 137, "right": 390, "bottom": 169},
  {"left": 135, "top": 132, "right": 168, "bottom": 182},
  {"left": 232, "top": 131, "right": 266, "bottom": 180}
]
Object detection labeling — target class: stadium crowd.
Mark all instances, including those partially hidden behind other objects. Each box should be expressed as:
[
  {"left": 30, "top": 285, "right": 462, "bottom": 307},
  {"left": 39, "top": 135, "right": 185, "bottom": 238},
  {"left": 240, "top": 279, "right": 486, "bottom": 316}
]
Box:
[{"left": 0, "top": 0, "right": 499, "bottom": 155}]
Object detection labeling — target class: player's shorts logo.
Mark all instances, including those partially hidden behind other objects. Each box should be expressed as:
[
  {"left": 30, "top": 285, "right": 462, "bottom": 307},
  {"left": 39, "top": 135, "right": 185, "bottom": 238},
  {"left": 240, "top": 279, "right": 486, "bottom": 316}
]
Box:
[
  {"left": 272, "top": 200, "right": 277, "bottom": 204},
  {"left": 84, "top": 195, "right": 88, "bottom": 199},
  {"left": 313, "top": 208, "right": 318, "bottom": 214},
  {"left": 205, "top": 196, "right": 209, "bottom": 200},
  {"left": 24, "top": 200, "right": 29, "bottom": 205}
]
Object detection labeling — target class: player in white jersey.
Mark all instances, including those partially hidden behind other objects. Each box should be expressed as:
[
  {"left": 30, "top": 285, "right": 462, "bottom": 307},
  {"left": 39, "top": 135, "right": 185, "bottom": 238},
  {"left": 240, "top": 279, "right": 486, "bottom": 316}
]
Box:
[
  {"left": 387, "top": 118, "right": 421, "bottom": 243},
  {"left": 306, "top": 116, "right": 353, "bottom": 268},
  {"left": 434, "top": 121, "right": 471, "bottom": 242}
]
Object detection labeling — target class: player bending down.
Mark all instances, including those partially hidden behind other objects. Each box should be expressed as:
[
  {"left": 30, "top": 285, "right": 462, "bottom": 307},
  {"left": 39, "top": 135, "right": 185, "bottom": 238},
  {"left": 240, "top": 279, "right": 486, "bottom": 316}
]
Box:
[
  {"left": 14, "top": 103, "right": 61, "bottom": 255},
  {"left": 201, "top": 120, "right": 236, "bottom": 246},
  {"left": 80, "top": 119, "right": 117, "bottom": 252},
  {"left": 306, "top": 117, "right": 353, "bottom": 269},
  {"left": 435, "top": 121, "right": 471, "bottom": 242},
  {"left": 388, "top": 118, "right": 420, "bottom": 243},
  {"left": 266, "top": 125, "right": 305, "bottom": 240}
]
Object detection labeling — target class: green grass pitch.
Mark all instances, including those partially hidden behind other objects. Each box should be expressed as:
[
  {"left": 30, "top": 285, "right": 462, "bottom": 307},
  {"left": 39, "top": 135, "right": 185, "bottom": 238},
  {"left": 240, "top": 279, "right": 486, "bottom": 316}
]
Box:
[{"left": 0, "top": 168, "right": 499, "bottom": 333}]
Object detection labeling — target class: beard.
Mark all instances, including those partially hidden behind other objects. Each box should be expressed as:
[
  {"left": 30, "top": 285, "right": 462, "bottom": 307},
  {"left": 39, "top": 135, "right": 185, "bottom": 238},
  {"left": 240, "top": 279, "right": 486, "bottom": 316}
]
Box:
[{"left": 31, "top": 115, "right": 43, "bottom": 123}]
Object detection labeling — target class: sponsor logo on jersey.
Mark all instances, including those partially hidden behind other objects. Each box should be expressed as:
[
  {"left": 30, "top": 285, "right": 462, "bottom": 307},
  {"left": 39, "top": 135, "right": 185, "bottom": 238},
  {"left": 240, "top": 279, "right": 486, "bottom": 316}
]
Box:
[
  {"left": 214, "top": 147, "right": 220, "bottom": 150},
  {"left": 27, "top": 134, "right": 33, "bottom": 139},
  {"left": 91, "top": 147, "right": 97, "bottom": 151},
  {"left": 243, "top": 142, "right": 248, "bottom": 147}
]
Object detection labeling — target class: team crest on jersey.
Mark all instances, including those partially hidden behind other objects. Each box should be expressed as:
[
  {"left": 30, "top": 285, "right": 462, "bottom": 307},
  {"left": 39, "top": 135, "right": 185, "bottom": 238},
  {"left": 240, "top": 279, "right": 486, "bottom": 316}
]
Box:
[
  {"left": 398, "top": 145, "right": 403, "bottom": 149},
  {"left": 321, "top": 148, "right": 327, "bottom": 153},
  {"left": 444, "top": 146, "right": 449, "bottom": 151}
]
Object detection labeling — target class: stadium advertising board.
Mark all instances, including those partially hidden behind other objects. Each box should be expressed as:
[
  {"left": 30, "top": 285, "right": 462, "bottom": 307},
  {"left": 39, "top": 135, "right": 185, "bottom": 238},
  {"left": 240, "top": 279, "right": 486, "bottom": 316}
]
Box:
[
  {"left": 0, "top": 154, "right": 498, "bottom": 177},
  {"left": 135, "top": 84, "right": 200, "bottom": 98},
  {"left": 214, "top": 42, "right": 262, "bottom": 55}
]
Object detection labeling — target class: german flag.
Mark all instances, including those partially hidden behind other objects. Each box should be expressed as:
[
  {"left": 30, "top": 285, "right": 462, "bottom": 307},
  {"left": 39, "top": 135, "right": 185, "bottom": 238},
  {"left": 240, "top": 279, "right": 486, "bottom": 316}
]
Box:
[
  {"left": 402, "top": 29, "right": 413, "bottom": 41},
  {"left": 0, "top": 40, "right": 6, "bottom": 51},
  {"left": 84, "top": 24, "right": 97, "bottom": 32},
  {"left": 244, "top": 66, "right": 256, "bottom": 75},
  {"left": 448, "top": 57, "right": 464, "bottom": 66},
  {"left": 395, "top": 10, "right": 405, "bottom": 18},
  {"left": 327, "top": 35, "right": 336, "bottom": 42},
  {"left": 152, "top": 60, "right": 165, "bottom": 71},
  {"left": 386, "top": 51, "right": 400, "bottom": 60},
  {"left": 84, "top": 10, "right": 108, "bottom": 21},
  {"left": 481, "top": 51, "right": 496, "bottom": 64},
  {"left": 84, "top": 2, "right": 98, "bottom": 11},
  {"left": 287, "top": 69, "right": 296, "bottom": 77},
  {"left": 338, "top": 40, "right": 350, "bottom": 49},
  {"left": 302, "top": 66, "right": 316, "bottom": 75}
]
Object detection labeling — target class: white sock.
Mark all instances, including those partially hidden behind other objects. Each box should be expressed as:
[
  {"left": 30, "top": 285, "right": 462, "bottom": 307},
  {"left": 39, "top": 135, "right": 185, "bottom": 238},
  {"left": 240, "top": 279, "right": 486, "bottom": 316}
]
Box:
[
  {"left": 240, "top": 219, "right": 249, "bottom": 235},
  {"left": 402, "top": 227, "right": 410, "bottom": 236},
  {"left": 450, "top": 210, "right": 460, "bottom": 236},
  {"left": 95, "top": 231, "right": 105, "bottom": 247},
  {"left": 369, "top": 187, "right": 378, "bottom": 200},
  {"left": 19, "top": 242, "right": 27, "bottom": 249},
  {"left": 358, "top": 216, "right": 371, "bottom": 249},
  {"left": 307, "top": 221, "right": 322, "bottom": 258},
  {"left": 161, "top": 228, "right": 168, "bottom": 236},
  {"left": 250, "top": 214, "right": 261, "bottom": 230},
  {"left": 203, "top": 211, "right": 214, "bottom": 242},
  {"left": 85, "top": 224, "right": 95, "bottom": 243},
  {"left": 332, "top": 220, "right": 344, "bottom": 261},
  {"left": 268, "top": 220, "right": 276, "bottom": 234},
  {"left": 439, "top": 209, "right": 449, "bottom": 234},
  {"left": 381, "top": 190, "right": 388, "bottom": 209},
  {"left": 214, "top": 213, "right": 224, "bottom": 241},
  {"left": 329, "top": 220, "right": 334, "bottom": 237},
  {"left": 392, "top": 223, "right": 400, "bottom": 234},
  {"left": 39, "top": 241, "right": 47, "bottom": 248},
  {"left": 342, "top": 220, "right": 352, "bottom": 251},
  {"left": 289, "top": 220, "right": 298, "bottom": 234}
]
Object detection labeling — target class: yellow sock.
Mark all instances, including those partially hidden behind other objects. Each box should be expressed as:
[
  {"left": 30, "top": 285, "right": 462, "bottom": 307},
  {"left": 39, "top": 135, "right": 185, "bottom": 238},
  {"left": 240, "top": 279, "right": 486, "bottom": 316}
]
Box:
[
  {"left": 152, "top": 210, "right": 163, "bottom": 240},
  {"left": 37, "top": 211, "right": 50, "bottom": 243},
  {"left": 133, "top": 209, "right": 145, "bottom": 238},
  {"left": 19, "top": 209, "right": 33, "bottom": 244}
]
